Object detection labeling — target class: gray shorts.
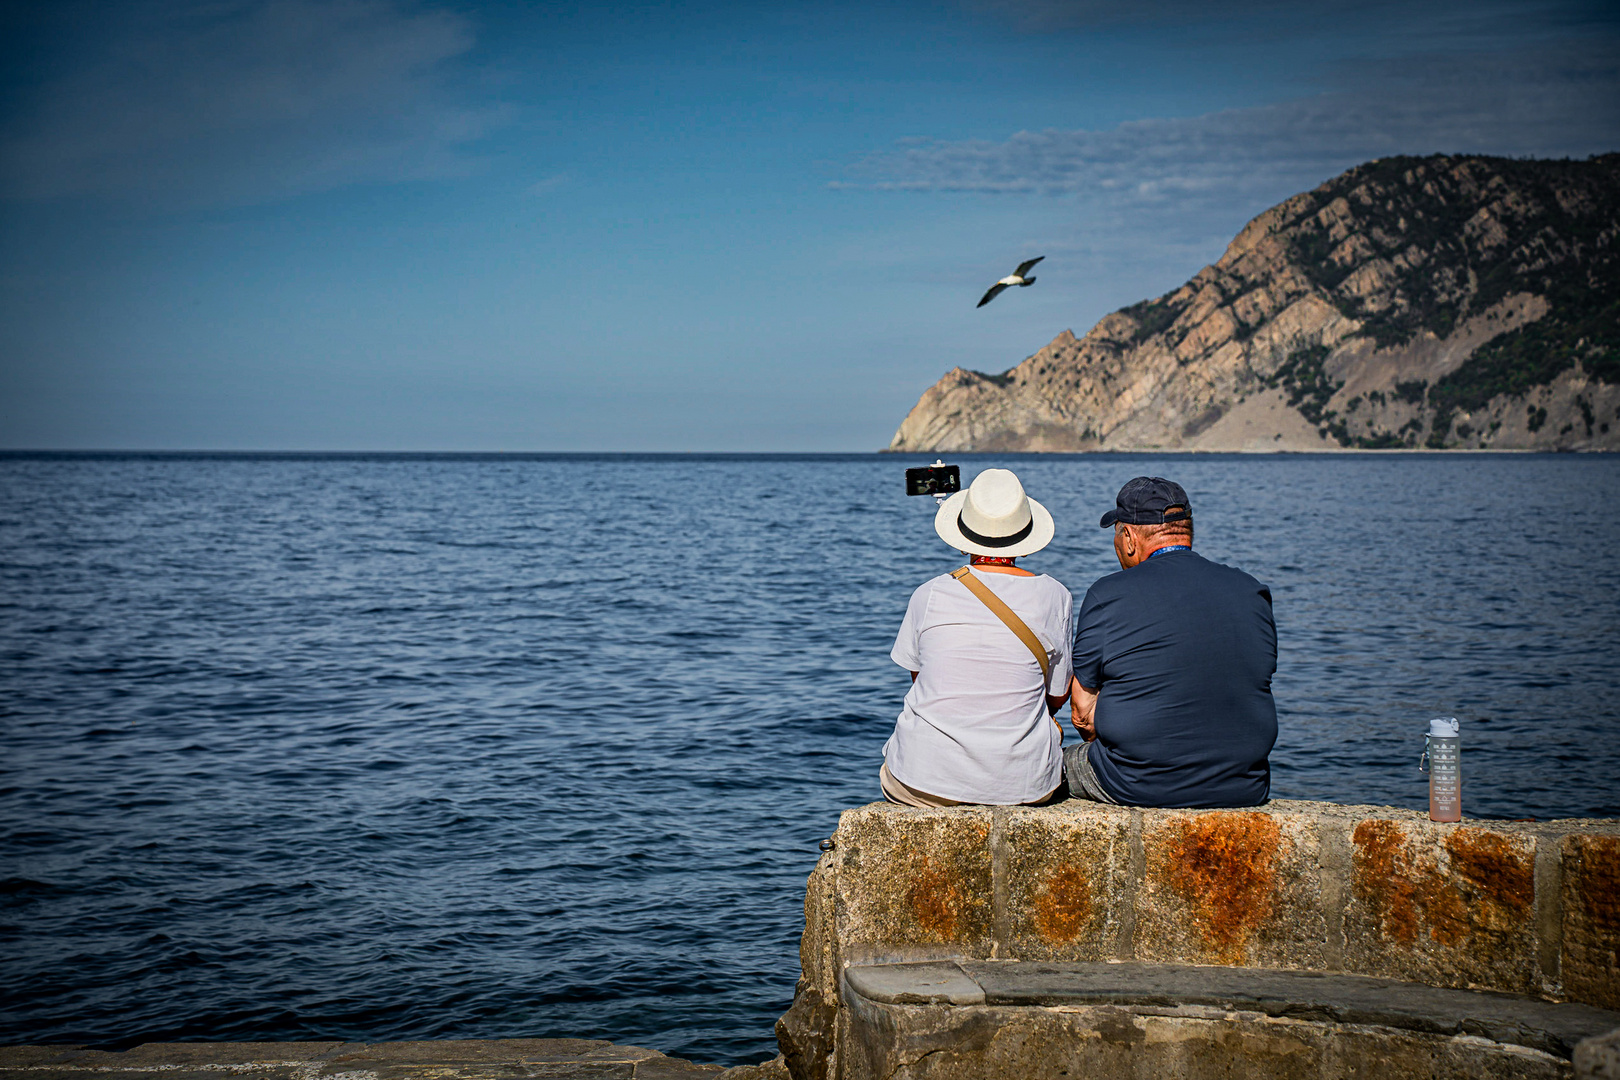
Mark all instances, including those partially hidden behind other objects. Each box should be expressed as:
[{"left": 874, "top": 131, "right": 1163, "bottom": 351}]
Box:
[{"left": 1063, "top": 740, "right": 1119, "bottom": 804}]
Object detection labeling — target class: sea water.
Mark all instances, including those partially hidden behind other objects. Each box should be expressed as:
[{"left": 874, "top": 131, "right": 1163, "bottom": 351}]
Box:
[{"left": 2, "top": 452, "right": 1617, "bottom": 1064}]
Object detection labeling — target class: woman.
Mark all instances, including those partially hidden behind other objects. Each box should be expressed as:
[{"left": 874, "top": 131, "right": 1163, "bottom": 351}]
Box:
[{"left": 882, "top": 468, "right": 1072, "bottom": 807}]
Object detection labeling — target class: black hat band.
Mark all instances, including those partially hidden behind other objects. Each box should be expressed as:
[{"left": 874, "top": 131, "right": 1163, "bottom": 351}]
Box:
[{"left": 958, "top": 512, "right": 1033, "bottom": 548}]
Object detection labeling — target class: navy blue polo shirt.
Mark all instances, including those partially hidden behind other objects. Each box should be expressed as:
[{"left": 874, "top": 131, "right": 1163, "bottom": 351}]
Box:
[{"left": 1073, "top": 549, "right": 1277, "bottom": 808}]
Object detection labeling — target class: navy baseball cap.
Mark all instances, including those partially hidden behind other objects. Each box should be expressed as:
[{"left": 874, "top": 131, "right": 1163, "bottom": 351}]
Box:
[{"left": 1099, "top": 476, "right": 1192, "bottom": 527}]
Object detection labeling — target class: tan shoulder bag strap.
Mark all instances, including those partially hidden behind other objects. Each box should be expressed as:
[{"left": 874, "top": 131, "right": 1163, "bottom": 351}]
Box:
[{"left": 949, "top": 566, "right": 1052, "bottom": 689}]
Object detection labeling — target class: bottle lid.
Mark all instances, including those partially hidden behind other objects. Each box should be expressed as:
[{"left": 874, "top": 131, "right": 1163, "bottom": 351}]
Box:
[{"left": 1428, "top": 716, "right": 1460, "bottom": 738}]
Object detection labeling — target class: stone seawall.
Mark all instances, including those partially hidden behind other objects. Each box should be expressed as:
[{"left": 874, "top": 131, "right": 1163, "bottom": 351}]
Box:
[{"left": 778, "top": 800, "right": 1620, "bottom": 1080}]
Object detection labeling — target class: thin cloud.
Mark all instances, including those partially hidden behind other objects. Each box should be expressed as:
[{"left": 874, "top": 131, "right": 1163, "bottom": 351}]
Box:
[
  {"left": 0, "top": 0, "right": 503, "bottom": 207},
  {"left": 967, "top": 0, "right": 1619, "bottom": 39},
  {"left": 968, "top": 0, "right": 1297, "bottom": 31},
  {"left": 525, "top": 173, "right": 570, "bottom": 197},
  {"left": 838, "top": 45, "right": 1620, "bottom": 204}
]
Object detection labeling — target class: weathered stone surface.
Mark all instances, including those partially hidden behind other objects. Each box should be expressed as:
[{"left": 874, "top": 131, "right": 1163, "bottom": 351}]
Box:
[
  {"left": 840, "top": 959, "right": 1619, "bottom": 1077},
  {"left": 800, "top": 854, "right": 839, "bottom": 999},
  {"left": 0, "top": 1041, "right": 722, "bottom": 1080},
  {"left": 780, "top": 857, "right": 841, "bottom": 1080},
  {"left": 0, "top": 1043, "right": 361, "bottom": 1080},
  {"left": 777, "top": 983, "right": 837, "bottom": 1080},
  {"left": 325, "top": 1038, "right": 670, "bottom": 1064},
  {"left": 1563, "top": 834, "right": 1620, "bottom": 1010},
  {"left": 809, "top": 802, "right": 1620, "bottom": 998},
  {"left": 715, "top": 1055, "right": 791, "bottom": 1080},
  {"left": 1344, "top": 816, "right": 1542, "bottom": 993},
  {"left": 849, "top": 960, "right": 1620, "bottom": 1058},
  {"left": 845, "top": 963, "right": 986, "bottom": 1006},
  {"left": 110, "top": 1042, "right": 352, "bottom": 1064},
  {"left": 999, "top": 803, "right": 1131, "bottom": 961},
  {"left": 0, "top": 1049, "right": 87, "bottom": 1067},
  {"left": 842, "top": 998, "right": 1574, "bottom": 1080},
  {"left": 788, "top": 801, "right": 1620, "bottom": 1079},
  {"left": 831, "top": 805, "right": 995, "bottom": 964},
  {"left": 1138, "top": 808, "right": 1327, "bottom": 969},
  {"left": 1575, "top": 1026, "right": 1620, "bottom": 1079}
]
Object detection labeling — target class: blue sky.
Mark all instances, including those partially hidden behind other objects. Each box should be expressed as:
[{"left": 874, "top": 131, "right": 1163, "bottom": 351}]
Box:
[{"left": 2, "top": 0, "right": 1617, "bottom": 450}]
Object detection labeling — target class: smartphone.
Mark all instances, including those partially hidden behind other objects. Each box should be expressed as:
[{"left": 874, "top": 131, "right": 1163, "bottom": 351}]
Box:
[{"left": 905, "top": 464, "right": 960, "bottom": 497}]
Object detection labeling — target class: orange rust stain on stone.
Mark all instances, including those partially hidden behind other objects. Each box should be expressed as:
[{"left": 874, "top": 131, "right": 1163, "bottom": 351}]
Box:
[
  {"left": 1573, "top": 835, "right": 1620, "bottom": 935},
  {"left": 1353, "top": 819, "right": 1421, "bottom": 945},
  {"left": 1354, "top": 821, "right": 1537, "bottom": 952},
  {"left": 1422, "top": 876, "right": 1470, "bottom": 948},
  {"left": 905, "top": 856, "right": 963, "bottom": 940},
  {"left": 1032, "top": 864, "right": 1093, "bottom": 943},
  {"left": 1446, "top": 829, "right": 1533, "bottom": 916},
  {"left": 1164, "top": 812, "right": 1281, "bottom": 963}
]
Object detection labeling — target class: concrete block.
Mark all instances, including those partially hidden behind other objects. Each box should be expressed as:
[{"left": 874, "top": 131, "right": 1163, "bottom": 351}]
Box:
[
  {"left": 1563, "top": 834, "right": 1620, "bottom": 1010},
  {"left": 999, "top": 803, "right": 1132, "bottom": 960},
  {"left": 1344, "top": 816, "right": 1541, "bottom": 993},
  {"left": 832, "top": 805, "right": 995, "bottom": 963},
  {"left": 1136, "top": 808, "right": 1329, "bottom": 969}
]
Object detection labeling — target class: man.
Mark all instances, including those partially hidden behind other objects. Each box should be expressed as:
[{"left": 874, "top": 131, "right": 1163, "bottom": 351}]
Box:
[
  {"left": 883, "top": 468, "right": 1073, "bottom": 807},
  {"left": 1065, "top": 477, "right": 1277, "bottom": 808}
]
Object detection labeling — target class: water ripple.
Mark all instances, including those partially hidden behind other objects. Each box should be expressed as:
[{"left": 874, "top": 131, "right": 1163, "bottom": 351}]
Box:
[{"left": 0, "top": 452, "right": 1617, "bottom": 1063}]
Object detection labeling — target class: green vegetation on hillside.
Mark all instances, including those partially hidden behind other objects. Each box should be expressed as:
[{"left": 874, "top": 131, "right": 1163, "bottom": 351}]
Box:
[
  {"left": 1287, "top": 154, "right": 1620, "bottom": 364},
  {"left": 1074, "top": 154, "right": 1618, "bottom": 450},
  {"left": 1426, "top": 279, "right": 1620, "bottom": 443},
  {"left": 1122, "top": 296, "right": 1184, "bottom": 344},
  {"left": 1265, "top": 344, "right": 1339, "bottom": 425},
  {"left": 1280, "top": 154, "right": 1620, "bottom": 445}
]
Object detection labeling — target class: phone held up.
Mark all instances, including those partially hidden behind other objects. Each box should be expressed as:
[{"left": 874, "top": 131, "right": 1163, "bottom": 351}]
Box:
[{"left": 905, "top": 462, "right": 960, "bottom": 498}]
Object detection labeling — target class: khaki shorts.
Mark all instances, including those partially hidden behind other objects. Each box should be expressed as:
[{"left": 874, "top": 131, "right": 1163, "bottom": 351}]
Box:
[{"left": 880, "top": 761, "right": 1063, "bottom": 808}]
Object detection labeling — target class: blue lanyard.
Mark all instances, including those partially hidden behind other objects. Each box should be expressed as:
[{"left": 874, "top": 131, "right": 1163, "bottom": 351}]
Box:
[{"left": 1147, "top": 545, "right": 1191, "bottom": 559}]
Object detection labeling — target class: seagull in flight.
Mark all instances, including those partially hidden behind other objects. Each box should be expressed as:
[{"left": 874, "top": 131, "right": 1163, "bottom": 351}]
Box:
[{"left": 977, "top": 256, "right": 1044, "bottom": 308}]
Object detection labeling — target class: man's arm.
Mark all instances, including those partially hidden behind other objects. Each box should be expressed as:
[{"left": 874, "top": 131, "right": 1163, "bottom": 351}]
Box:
[{"left": 1070, "top": 676, "right": 1098, "bottom": 741}]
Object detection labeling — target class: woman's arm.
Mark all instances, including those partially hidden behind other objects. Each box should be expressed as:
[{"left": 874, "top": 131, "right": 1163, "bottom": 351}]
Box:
[{"left": 1046, "top": 683, "right": 1071, "bottom": 717}]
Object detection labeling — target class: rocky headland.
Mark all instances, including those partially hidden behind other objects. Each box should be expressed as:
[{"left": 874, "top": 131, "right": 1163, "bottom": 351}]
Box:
[{"left": 889, "top": 154, "right": 1620, "bottom": 452}]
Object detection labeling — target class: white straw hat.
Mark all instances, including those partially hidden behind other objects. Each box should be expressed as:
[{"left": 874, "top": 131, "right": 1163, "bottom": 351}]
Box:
[{"left": 933, "top": 468, "right": 1055, "bottom": 558}]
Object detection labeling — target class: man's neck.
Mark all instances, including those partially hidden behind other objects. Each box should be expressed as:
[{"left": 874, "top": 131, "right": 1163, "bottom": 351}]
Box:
[
  {"left": 1124, "top": 538, "right": 1191, "bottom": 568},
  {"left": 1145, "top": 543, "right": 1191, "bottom": 560}
]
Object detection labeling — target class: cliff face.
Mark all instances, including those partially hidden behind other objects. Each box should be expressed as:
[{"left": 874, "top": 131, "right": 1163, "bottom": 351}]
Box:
[{"left": 889, "top": 154, "right": 1620, "bottom": 452}]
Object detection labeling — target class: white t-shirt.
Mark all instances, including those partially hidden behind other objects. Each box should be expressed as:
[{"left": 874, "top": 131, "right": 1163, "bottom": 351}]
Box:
[{"left": 885, "top": 570, "right": 1074, "bottom": 804}]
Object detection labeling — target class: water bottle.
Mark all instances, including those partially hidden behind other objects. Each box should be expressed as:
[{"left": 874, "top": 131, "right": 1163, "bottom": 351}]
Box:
[{"left": 1420, "top": 717, "right": 1462, "bottom": 822}]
